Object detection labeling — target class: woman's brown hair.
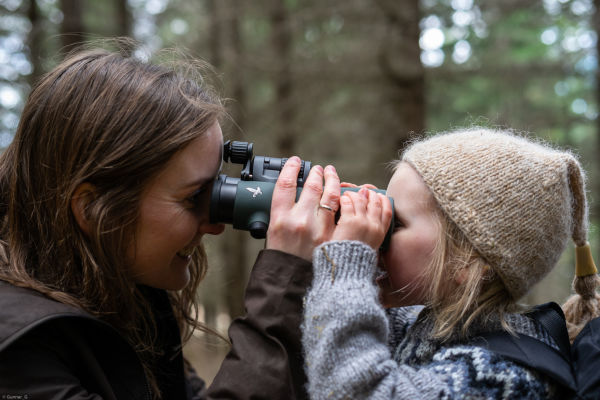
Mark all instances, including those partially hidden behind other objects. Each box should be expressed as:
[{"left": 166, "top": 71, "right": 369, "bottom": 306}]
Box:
[{"left": 0, "top": 43, "right": 225, "bottom": 396}]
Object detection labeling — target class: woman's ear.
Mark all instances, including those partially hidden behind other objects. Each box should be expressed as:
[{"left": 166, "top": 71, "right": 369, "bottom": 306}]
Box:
[{"left": 71, "top": 183, "right": 97, "bottom": 235}]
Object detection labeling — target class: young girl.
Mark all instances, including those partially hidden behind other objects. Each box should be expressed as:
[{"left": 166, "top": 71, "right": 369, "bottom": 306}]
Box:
[
  {"left": 302, "top": 128, "right": 599, "bottom": 399},
  {"left": 0, "top": 43, "right": 341, "bottom": 399}
]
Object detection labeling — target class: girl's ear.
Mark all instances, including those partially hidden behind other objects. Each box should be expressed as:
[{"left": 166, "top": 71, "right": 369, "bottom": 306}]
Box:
[
  {"left": 71, "top": 183, "right": 97, "bottom": 236},
  {"left": 454, "top": 264, "right": 492, "bottom": 285},
  {"left": 454, "top": 267, "right": 469, "bottom": 285}
]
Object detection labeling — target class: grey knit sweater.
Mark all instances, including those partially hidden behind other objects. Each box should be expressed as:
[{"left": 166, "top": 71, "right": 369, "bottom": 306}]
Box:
[{"left": 302, "top": 241, "right": 558, "bottom": 400}]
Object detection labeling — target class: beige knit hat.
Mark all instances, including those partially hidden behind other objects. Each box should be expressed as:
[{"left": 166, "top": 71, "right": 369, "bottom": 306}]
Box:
[{"left": 402, "top": 128, "right": 596, "bottom": 300}]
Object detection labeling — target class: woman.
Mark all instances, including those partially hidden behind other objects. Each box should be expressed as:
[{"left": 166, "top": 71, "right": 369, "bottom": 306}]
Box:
[{"left": 0, "top": 45, "right": 340, "bottom": 399}]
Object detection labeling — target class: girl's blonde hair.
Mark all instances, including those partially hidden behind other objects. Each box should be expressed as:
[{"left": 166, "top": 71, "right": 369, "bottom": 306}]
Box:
[
  {"left": 397, "top": 128, "right": 599, "bottom": 344},
  {"left": 389, "top": 161, "right": 515, "bottom": 342},
  {"left": 425, "top": 207, "right": 516, "bottom": 341}
]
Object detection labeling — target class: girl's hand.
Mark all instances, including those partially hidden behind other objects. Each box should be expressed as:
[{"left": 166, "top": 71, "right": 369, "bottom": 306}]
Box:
[
  {"left": 331, "top": 188, "right": 392, "bottom": 250},
  {"left": 266, "top": 157, "right": 340, "bottom": 260},
  {"left": 340, "top": 182, "right": 378, "bottom": 190}
]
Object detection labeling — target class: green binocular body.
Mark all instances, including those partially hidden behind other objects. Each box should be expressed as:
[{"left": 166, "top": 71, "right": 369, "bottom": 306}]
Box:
[
  {"left": 211, "top": 178, "right": 394, "bottom": 250},
  {"left": 209, "top": 140, "right": 394, "bottom": 250}
]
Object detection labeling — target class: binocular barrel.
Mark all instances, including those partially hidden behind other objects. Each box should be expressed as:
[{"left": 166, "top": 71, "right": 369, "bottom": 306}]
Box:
[{"left": 210, "top": 141, "right": 394, "bottom": 250}]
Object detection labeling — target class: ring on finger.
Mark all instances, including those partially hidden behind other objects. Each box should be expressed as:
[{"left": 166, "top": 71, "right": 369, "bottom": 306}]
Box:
[{"left": 318, "top": 204, "right": 335, "bottom": 213}]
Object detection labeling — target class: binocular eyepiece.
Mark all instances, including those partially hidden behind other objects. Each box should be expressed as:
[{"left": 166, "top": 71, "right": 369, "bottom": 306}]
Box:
[
  {"left": 209, "top": 141, "right": 393, "bottom": 249},
  {"left": 209, "top": 141, "right": 312, "bottom": 237}
]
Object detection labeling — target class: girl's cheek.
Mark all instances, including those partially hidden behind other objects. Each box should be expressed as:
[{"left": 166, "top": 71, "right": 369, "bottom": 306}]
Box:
[{"left": 383, "top": 246, "right": 400, "bottom": 272}]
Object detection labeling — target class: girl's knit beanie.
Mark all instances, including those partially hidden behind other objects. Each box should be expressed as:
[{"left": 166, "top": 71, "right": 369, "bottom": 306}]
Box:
[{"left": 401, "top": 128, "right": 597, "bottom": 315}]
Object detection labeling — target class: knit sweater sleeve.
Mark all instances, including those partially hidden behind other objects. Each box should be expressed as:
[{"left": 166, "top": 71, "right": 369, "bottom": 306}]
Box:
[{"left": 302, "top": 241, "right": 551, "bottom": 400}]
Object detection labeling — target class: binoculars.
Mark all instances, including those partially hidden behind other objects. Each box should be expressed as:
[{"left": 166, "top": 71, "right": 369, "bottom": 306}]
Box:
[{"left": 209, "top": 141, "right": 394, "bottom": 250}]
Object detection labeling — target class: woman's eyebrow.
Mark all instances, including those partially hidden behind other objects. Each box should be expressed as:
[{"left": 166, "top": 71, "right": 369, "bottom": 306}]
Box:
[{"left": 181, "top": 146, "right": 223, "bottom": 190}]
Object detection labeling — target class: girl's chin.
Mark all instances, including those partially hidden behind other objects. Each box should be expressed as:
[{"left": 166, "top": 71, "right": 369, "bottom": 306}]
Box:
[
  {"left": 376, "top": 274, "right": 421, "bottom": 308},
  {"left": 376, "top": 273, "right": 395, "bottom": 308}
]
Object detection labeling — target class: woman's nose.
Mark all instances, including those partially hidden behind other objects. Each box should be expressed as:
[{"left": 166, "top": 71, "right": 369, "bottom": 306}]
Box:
[{"left": 199, "top": 221, "right": 226, "bottom": 236}]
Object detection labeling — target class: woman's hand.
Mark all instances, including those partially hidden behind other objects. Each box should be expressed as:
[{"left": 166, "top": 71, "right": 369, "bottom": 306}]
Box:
[
  {"left": 331, "top": 188, "right": 392, "bottom": 250},
  {"left": 266, "top": 157, "right": 340, "bottom": 260}
]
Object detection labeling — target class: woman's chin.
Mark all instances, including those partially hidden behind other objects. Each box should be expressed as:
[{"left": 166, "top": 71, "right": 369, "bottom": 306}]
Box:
[{"left": 150, "top": 260, "right": 191, "bottom": 291}]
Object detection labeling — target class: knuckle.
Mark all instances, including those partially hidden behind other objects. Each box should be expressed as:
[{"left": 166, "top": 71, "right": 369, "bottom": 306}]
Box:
[
  {"left": 348, "top": 218, "right": 364, "bottom": 230},
  {"left": 291, "top": 218, "right": 309, "bottom": 234},
  {"left": 383, "top": 206, "right": 393, "bottom": 219},
  {"left": 304, "top": 180, "right": 323, "bottom": 195},
  {"left": 314, "top": 232, "right": 327, "bottom": 244},
  {"left": 354, "top": 192, "right": 366, "bottom": 201},
  {"left": 276, "top": 176, "right": 297, "bottom": 190},
  {"left": 268, "top": 218, "right": 287, "bottom": 232},
  {"left": 326, "top": 193, "right": 340, "bottom": 208}
]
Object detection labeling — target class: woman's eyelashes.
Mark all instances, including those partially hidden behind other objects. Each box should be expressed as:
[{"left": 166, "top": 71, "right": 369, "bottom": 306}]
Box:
[
  {"left": 186, "top": 186, "right": 209, "bottom": 210},
  {"left": 185, "top": 176, "right": 219, "bottom": 211}
]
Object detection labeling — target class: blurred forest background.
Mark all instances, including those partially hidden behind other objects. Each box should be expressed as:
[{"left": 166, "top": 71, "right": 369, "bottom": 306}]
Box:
[{"left": 1, "top": 0, "right": 599, "bottom": 383}]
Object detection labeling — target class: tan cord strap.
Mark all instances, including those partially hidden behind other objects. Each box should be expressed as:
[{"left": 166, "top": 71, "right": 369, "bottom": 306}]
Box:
[{"left": 576, "top": 242, "right": 598, "bottom": 277}]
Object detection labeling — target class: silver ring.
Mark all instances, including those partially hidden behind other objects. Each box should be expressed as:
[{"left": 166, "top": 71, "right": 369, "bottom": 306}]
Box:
[{"left": 318, "top": 204, "right": 334, "bottom": 212}]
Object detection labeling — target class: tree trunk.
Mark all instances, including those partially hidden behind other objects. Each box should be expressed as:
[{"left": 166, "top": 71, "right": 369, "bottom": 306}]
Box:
[
  {"left": 60, "top": 0, "right": 85, "bottom": 53},
  {"left": 225, "top": 0, "right": 250, "bottom": 319},
  {"left": 270, "top": 0, "right": 295, "bottom": 154},
  {"left": 223, "top": 0, "right": 249, "bottom": 320},
  {"left": 115, "top": 0, "right": 131, "bottom": 38},
  {"left": 229, "top": 0, "right": 246, "bottom": 129},
  {"left": 201, "top": 0, "right": 224, "bottom": 328},
  {"left": 376, "top": 0, "right": 425, "bottom": 150},
  {"left": 27, "top": 0, "right": 43, "bottom": 84},
  {"left": 594, "top": 0, "right": 600, "bottom": 254},
  {"left": 209, "top": 0, "right": 250, "bottom": 320},
  {"left": 207, "top": 0, "right": 223, "bottom": 69}
]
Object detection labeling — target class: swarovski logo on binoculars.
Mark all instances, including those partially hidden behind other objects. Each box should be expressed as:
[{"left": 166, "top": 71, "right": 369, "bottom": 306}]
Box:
[
  {"left": 246, "top": 187, "right": 263, "bottom": 198},
  {"left": 209, "top": 140, "right": 394, "bottom": 250}
]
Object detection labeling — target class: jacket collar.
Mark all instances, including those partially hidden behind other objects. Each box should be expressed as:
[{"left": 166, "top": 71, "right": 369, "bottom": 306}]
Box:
[{"left": 0, "top": 280, "right": 93, "bottom": 352}]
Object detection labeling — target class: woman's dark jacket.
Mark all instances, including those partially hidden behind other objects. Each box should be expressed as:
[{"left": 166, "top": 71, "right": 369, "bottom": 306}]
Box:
[{"left": 0, "top": 249, "right": 311, "bottom": 400}]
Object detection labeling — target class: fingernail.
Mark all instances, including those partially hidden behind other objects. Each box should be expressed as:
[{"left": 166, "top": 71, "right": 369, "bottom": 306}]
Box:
[
  {"left": 286, "top": 156, "right": 300, "bottom": 166},
  {"left": 314, "top": 165, "right": 324, "bottom": 173},
  {"left": 326, "top": 165, "right": 336, "bottom": 173}
]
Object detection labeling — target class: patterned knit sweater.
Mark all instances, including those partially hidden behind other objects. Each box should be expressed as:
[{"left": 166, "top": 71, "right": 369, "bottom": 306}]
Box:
[{"left": 302, "top": 241, "right": 558, "bottom": 400}]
